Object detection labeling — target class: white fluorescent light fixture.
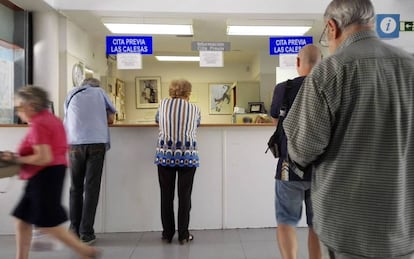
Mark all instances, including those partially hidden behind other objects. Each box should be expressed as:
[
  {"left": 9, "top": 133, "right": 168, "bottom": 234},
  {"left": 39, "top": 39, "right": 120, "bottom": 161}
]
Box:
[
  {"left": 104, "top": 23, "right": 193, "bottom": 35},
  {"left": 227, "top": 25, "right": 311, "bottom": 36},
  {"left": 155, "top": 56, "right": 200, "bottom": 62}
]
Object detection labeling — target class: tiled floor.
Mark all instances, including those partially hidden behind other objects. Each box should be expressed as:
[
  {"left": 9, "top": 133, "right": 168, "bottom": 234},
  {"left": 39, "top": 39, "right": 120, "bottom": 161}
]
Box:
[{"left": 0, "top": 228, "right": 309, "bottom": 259}]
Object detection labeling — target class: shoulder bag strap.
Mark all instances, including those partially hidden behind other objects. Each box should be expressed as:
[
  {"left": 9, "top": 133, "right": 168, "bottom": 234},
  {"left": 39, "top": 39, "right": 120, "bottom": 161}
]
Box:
[{"left": 65, "top": 86, "right": 88, "bottom": 109}]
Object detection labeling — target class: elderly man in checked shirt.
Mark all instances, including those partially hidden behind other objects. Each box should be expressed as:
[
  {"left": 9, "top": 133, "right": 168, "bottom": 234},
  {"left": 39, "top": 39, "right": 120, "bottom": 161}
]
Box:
[{"left": 284, "top": 0, "right": 414, "bottom": 258}]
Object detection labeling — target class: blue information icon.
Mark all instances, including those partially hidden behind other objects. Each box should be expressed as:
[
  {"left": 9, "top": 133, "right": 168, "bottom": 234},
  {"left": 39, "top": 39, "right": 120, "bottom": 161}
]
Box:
[{"left": 376, "top": 14, "right": 400, "bottom": 39}]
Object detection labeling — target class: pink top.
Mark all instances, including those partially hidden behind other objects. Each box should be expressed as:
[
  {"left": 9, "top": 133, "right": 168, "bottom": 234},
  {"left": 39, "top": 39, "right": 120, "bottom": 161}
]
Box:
[{"left": 18, "top": 110, "right": 68, "bottom": 180}]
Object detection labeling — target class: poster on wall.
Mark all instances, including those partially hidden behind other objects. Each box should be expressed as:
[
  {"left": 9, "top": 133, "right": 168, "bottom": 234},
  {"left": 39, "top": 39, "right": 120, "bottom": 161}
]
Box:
[
  {"left": 115, "top": 79, "right": 126, "bottom": 120},
  {"left": 135, "top": 76, "right": 161, "bottom": 109},
  {"left": 209, "top": 83, "right": 234, "bottom": 115}
]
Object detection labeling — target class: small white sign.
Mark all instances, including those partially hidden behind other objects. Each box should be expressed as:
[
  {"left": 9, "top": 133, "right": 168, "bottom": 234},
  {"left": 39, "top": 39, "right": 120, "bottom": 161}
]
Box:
[
  {"left": 279, "top": 54, "right": 297, "bottom": 68},
  {"left": 117, "top": 53, "right": 142, "bottom": 70},
  {"left": 199, "top": 51, "right": 223, "bottom": 67}
]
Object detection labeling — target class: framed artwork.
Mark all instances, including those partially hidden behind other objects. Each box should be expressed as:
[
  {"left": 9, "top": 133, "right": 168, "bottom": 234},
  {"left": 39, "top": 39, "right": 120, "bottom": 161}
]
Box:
[
  {"left": 108, "top": 83, "right": 113, "bottom": 94},
  {"left": 115, "top": 79, "right": 125, "bottom": 97},
  {"left": 248, "top": 102, "right": 265, "bottom": 113},
  {"left": 209, "top": 83, "right": 234, "bottom": 114},
  {"left": 115, "top": 79, "right": 126, "bottom": 120},
  {"left": 135, "top": 76, "right": 161, "bottom": 108}
]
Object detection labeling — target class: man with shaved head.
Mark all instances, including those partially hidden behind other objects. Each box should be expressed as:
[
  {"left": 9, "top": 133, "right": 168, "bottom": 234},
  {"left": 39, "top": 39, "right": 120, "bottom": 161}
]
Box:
[{"left": 270, "top": 44, "right": 322, "bottom": 259}]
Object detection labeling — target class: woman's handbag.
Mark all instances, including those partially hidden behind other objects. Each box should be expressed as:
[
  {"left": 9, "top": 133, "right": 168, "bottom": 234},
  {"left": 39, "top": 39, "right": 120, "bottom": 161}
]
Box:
[{"left": 0, "top": 153, "right": 20, "bottom": 179}]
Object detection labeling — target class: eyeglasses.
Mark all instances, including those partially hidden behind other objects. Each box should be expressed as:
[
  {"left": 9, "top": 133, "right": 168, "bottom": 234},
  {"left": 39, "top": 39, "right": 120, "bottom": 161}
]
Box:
[
  {"left": 14, "top": 104, "right": 25, "bottom": 112},
  {"left": 318, "top": 24, "right": 329, "bottom": 47}
]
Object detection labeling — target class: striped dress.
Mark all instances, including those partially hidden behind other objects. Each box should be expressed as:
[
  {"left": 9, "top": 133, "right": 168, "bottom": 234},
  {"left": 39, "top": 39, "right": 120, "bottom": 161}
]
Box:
[
  {"left": 155, "top": 98, "right": 201, "bottom": 168},
  {"left": 284, "top": 31, "right": 414, "bottom": 257}
]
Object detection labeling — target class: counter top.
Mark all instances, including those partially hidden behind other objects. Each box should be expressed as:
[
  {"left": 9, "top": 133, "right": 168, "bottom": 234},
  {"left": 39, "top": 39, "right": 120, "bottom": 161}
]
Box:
[
  {"left": 0, "top": 123, "right": 275, "bottom": 128},
  {"left": 110, "top": 123, "right": 275, "bottom": 127}
]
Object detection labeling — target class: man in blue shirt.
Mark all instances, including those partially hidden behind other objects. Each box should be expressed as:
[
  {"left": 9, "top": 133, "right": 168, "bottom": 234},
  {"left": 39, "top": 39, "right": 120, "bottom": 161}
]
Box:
[
  {"left": 270, "top": 44, "right": 321, "bottom": 259},
  {"left": 64, "top": 77, "right": 116, "bottom": 244}
]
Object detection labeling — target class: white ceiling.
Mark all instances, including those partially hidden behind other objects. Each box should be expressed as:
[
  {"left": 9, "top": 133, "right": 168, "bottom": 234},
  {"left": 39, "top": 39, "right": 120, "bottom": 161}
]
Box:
[
  {"left": 10, "top": 0, "right": 414, "bottom": 60},
  {"left": 11, "top": 0, "right": 326, "bottom": 64},
  {"left": 66, "top": 11, "right": 325, "bottom": 64}
]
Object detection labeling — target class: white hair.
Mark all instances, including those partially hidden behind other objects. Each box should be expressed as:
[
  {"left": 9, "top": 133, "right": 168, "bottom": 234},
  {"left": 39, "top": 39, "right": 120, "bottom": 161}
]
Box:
[
  {"left": 81, "top": 77, "right": 100, "bottom": 87},
  {"left": 324, "top": 0, "right": 375, "bottom": 31}
]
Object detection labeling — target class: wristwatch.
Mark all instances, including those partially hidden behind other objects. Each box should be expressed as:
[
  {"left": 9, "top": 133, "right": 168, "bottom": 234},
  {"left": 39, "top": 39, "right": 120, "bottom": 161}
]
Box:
[{"left": 72, "top": 63, "right": 84, "bottom": 86}]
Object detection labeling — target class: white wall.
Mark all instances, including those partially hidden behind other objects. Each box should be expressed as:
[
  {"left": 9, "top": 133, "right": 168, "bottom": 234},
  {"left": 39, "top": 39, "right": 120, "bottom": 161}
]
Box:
[
  {"left": 66, "top": 19, "right": 107, "bottom": 77},
  {"left": 32, "top": 12, "right": 60, "bottom": 114},
  {"left": 0, "top": 125, "right": 306, "bottom": 234},
  {"left": 31, "top": 11, "right": 109, "bottom": 117},
  {"left": 45, "top": 0, "right": 414, "bottom": 53},
  {"left": 117, "top": 62, "right": 258, "bottom": 124}
]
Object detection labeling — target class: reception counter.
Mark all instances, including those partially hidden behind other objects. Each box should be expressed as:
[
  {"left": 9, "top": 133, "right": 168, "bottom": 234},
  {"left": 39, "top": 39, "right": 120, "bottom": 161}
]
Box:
[{"left": 0, "top": 124, "right": 307, "bottom": 235}]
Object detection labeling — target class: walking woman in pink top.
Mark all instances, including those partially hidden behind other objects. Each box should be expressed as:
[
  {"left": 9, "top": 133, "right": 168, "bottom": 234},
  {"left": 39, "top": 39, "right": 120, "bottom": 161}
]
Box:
[{"left": 0, "top": 86, "right": 100, "bottom": 259}]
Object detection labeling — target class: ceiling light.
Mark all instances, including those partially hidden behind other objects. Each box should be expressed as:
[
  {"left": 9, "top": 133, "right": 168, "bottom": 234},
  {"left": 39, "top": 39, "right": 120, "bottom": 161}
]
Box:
[
  {"left": 103, "top": 23, "right": 193, "bottom": 35},
  {"left": 155, "top": 56, "right": 200, "bottom": 62},
  {"left": 227, "top": 25, "right": 311, "bottom": 36}
]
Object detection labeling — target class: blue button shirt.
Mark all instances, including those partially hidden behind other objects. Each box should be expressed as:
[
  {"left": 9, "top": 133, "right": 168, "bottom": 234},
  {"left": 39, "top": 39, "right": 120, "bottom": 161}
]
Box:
[{"left": 64, "top": 85, "right": 116, "bottom": 149}]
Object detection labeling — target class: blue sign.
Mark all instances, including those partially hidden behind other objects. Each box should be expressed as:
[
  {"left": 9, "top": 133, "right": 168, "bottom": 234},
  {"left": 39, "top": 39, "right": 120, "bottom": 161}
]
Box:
[
  {"left": 269, "top": 36, "right": 313, "bottom": 55},
  {"left": 106, "top": 36, "right": 153, "bottom": 55},
  {"left": 376, "top": 14, "right": 400, "bottom": 38}
]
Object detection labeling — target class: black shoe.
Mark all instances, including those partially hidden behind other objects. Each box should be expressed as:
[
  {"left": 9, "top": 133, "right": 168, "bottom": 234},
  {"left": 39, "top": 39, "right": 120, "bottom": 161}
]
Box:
[
  {"left": 81, "top": 234, "right": 96, "bottom": 245},
  {"left": 161, "top": 236, "right": 172, "bottom": 244},
  {"left": 179, "top": 234, "right": 193, "bottom": 245}
]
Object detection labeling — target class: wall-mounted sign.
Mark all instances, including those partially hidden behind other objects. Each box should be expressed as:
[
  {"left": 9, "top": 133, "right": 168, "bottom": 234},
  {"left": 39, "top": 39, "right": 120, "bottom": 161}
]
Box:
[
  {"left": 199, "top": 51, "right": 223, "bottom": 67},
  {"left": 376, "top": 14, "right": 400, "bottom": 38},
  {"left": 192, "top": 41, "right": 230, "bottom": 51},
  {"left": 106, "top": 36, "right": 153, "bottom": 55},
  {"left": 269, "top": 36, "right": 313, "bottom": 55},
  {"left": 117, "top": 53, "right": 142, "bottom": 70},
  {"left": 400, "top": 21, "right": 414, "bottom": 32}
]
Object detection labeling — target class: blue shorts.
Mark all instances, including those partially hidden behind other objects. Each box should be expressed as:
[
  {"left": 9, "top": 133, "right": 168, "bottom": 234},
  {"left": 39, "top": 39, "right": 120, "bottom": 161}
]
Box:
[{"left": 275, "top": 179, "right": 313, "bottom": 226}]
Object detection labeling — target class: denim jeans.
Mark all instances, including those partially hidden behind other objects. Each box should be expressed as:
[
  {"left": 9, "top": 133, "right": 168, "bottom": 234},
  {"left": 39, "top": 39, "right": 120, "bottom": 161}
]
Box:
[
  {"left": 275, "top": 179, "right": 313, "bottom": 226},
  {"left": 69, "top": 143, "right": 106, "bottom": 238}
]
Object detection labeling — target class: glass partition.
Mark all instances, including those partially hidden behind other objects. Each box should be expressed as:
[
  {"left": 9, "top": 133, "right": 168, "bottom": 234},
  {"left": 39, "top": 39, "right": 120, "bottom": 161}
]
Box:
[
  {"left": 0, "top": 42, "right": 24, "bottom": 123},
  {"left": 0, "top": 2, "right": 30, "bottom": 124}
]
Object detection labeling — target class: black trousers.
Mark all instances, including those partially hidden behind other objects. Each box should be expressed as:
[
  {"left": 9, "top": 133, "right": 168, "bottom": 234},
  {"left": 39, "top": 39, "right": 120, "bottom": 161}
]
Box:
[{"left": 157, "top": 165, "right": 196, "bottom": 240}]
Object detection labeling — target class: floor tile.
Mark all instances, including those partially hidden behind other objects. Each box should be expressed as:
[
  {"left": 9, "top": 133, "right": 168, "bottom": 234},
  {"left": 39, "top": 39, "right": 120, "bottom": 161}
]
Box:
[{"left": 0, "top": 228, "right": 310, "bottom": 259}]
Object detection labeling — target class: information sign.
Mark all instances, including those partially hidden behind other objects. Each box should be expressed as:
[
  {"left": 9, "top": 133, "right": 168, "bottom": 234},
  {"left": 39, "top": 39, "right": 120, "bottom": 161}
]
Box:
[
  {"left": 192, "top": 42, "right": 230, "bottom": 51},
  {"left": 376, "top": 14, "right": 400, "bottom": 38},
  {"left": 106, "top": 36, "right": 153, "bottom": 55},
  {"left": 269, "top": 36, "right": 313, "bottom": 55}
]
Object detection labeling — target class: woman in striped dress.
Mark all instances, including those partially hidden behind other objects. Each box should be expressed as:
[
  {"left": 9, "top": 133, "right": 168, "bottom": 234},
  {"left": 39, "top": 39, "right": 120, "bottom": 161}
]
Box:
[{"left": 155, "top": 79, "right": 201, "bottom": 245}]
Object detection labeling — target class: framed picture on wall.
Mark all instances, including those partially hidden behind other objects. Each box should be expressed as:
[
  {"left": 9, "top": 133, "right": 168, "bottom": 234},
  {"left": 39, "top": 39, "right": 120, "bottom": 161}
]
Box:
[
  {"left": 248, "top": 102, "right": 265, "bottom": 113},
  {"left": 135, "top": 76, "right": 161, "bottom": 108},
  {"left": 115, "top": 79, "right": 125, "bottom": 97},
  {"left": 209, "top": 83, "right": 234, "bottom": 115},
  {"left": 115, "top": 79, "right": 126, "bottom": 120}
]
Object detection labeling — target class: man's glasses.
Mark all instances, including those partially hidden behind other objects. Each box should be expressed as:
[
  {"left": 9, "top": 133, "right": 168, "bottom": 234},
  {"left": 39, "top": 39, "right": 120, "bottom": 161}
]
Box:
[{"left": 319, "top": 24, "right": 329, "bottom": 47}]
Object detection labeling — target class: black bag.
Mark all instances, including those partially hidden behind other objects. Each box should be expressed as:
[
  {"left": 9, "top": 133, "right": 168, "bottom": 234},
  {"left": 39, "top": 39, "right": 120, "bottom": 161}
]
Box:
[
  {"left": 265, "top": 119, "right": 284, "bottom": 158},
  {"left": 265, "top": 80, "right": 292, "bottom": 158}
]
